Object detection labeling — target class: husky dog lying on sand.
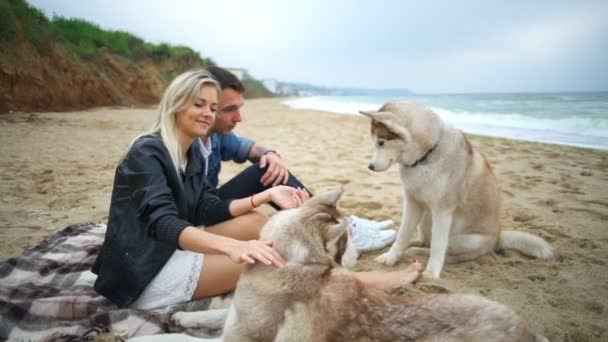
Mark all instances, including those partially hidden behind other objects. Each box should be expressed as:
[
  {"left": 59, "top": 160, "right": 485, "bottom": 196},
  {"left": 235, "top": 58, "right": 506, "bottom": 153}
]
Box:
[
  {"left": 132, "top": 188, "right": 547, "bottom": 342},
  {"left": 359, "top": 101, "right": 554, "bottom": 279}
]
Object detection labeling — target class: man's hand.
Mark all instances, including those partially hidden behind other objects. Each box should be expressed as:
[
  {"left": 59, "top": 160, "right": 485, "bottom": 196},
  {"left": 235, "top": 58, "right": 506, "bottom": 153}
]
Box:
[{"left": 260, "top": 152, "right": 289, "bottom": 186}]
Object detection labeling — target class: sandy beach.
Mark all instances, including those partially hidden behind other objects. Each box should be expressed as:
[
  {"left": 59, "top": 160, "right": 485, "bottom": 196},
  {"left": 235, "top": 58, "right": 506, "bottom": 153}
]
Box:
[{"left": 1, "top": 98, "right": 607, "bottom": 341}]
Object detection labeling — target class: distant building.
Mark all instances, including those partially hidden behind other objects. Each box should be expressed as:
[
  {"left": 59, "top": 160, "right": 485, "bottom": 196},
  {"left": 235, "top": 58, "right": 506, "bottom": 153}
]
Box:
[{"left": 225, "top": 67, "right": 247, "bottom": 80}]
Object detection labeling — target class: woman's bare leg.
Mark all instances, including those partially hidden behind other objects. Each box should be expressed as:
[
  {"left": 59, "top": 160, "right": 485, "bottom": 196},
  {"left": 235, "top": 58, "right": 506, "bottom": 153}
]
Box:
[
  {"left": 193, "top": 213, "right": 420, "bottom": 298},
  {"left": 355, "top": 259, "right": 423, "bottom": 291},
  {"left": 192, "top": 255, "right": 244, "bottom": 299},
  {"left": 192, "top": 211, "right": 268, "bottom": 299},
  {"left": 205, "top": 210, "right": 268, "bottom": 240}
]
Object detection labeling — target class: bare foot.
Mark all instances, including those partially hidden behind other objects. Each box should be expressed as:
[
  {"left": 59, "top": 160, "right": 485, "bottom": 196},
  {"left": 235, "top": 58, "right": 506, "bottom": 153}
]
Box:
[
  {"left": 355, "top": 259, "right": 422, "bottom": 291},
  {"left": 399, "top": 258, "right": 423, "bottom": 285},
  {"left": 356, "top": 259, "right": 423, "bottom": 291},
  {"left": 383, "top": 259, "right": 423, "bottom": 291}
]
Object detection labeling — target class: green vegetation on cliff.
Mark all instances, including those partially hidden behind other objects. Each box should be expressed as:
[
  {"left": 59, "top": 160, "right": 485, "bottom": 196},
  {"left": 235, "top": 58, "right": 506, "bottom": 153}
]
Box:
[
  {"left": 0, "top": 0, "right": 272, "bottom": 113},
  {"left": 1, "top": 0, "right": 215, "bottom": 70},
  {"left": 243, "top": 73, "right": 274, "bottom": 98},
  {"left": 1, "top": 0, "right": 49, "bottom": 51}
]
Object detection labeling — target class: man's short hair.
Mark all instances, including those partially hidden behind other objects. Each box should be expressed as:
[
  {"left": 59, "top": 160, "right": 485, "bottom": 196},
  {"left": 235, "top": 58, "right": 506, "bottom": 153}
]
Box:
[{"left": 207, "top": 66, "right": 245, "bottom": 93}]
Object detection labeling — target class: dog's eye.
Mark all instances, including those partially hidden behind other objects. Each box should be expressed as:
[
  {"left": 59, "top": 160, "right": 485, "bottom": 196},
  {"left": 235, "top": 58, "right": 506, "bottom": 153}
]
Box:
[{"left": 378, "top": 140, "right": 385, "bottom": 147}]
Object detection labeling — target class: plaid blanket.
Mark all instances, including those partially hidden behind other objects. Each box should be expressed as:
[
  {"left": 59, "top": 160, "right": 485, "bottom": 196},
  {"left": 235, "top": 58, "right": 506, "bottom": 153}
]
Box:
[{"left": 0, "top": 223, "right": 216, "bottom": 341}]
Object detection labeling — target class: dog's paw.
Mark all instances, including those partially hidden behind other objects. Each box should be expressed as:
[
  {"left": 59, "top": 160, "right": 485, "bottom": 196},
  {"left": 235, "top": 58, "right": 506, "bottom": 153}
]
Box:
[
  {"left": 375, "top": 252, "right": 400, "bottom": 265},
  {"left": 171, "top": 311, "right": 201, "bottom": 328},
  {"left": 341, "top": 242, "right": 360, "bottom": 269},
  {"left": 173, "top": 309, "right": 229, "bottom": 330},
  {"left": 422, "top": 269, "right": 441, "bottom": 280}
]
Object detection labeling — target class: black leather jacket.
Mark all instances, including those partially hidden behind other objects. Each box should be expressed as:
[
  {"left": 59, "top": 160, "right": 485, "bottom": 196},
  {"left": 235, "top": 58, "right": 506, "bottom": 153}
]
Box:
[{"left": 92, "top": 134, "right": 233, "bottom": 307}]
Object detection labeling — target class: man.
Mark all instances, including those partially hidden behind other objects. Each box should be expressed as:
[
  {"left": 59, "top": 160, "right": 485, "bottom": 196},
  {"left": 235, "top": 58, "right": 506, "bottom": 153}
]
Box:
[{"left": 201, "top": 66, "right": 396, "bottom": 252}]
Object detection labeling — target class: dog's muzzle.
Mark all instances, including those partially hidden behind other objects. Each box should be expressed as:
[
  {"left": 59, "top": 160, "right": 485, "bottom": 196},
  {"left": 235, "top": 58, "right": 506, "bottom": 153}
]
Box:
[{"left": 368, "top": 163, "right": 375, "bottom": 171}]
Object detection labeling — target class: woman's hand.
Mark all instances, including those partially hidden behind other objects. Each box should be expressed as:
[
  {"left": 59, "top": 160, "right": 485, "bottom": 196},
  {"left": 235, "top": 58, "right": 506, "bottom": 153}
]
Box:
[
  {"left": 230, "top": 186, "right": 309, "bottom": 217},
  {"left": 266, "top": 186, "right": 310, "bottom": 209},
  {"left": 226, "top": 239, "right": 285, "bottom": 268}
]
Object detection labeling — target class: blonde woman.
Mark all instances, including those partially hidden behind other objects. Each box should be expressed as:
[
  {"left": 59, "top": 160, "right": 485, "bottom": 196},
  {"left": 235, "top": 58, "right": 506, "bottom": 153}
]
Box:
[{"left": 92, "top": 70, "right": 308, "bottom": 309}]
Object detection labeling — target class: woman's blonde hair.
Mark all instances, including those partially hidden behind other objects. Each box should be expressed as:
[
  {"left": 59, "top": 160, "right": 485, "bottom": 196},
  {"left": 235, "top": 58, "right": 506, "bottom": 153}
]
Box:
[{"left": 125, "top": 69, "right": 220, "bottom": 174}]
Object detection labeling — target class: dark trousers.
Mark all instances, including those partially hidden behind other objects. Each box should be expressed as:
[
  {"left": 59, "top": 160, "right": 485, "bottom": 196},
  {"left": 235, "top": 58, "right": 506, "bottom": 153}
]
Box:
[{"left": 218, "top": 163, "right": 311, "bottom": 209}]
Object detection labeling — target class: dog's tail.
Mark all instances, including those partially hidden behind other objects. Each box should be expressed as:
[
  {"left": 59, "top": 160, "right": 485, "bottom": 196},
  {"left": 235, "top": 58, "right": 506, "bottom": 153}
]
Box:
[{"left": 498, "top": 230, "right": 554, "bottom": 259}]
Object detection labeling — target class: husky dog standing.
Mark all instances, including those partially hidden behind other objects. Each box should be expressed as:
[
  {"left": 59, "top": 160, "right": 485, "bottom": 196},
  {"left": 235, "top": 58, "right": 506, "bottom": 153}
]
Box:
[
  {"left": 133, "top": 189, "right": 547, "bottom": 342},
  {"left": 359, "top": 101, "right": 554, "bottom": 279}
]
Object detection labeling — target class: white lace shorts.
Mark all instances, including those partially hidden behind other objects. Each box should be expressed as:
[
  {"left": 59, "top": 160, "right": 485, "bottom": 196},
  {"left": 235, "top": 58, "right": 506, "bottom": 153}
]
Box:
[{"left": 130, "top": 248, "right": 204, "bottom": 310}]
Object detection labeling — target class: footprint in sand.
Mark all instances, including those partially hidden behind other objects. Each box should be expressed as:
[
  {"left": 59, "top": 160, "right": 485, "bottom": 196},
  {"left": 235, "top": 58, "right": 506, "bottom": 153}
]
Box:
[
  {"left": 339, "top": 199, "right": 357, "bottom": 209},
  {"left": 584, "top": 301, "right": 604, "bottom": 314},
  {"left": 335, "top": 152, "right": 351, "bottom": 159},
  {"left": 543, "top": 227, "right": 571, "bottom": 239},
  {"left": 554, "top": 255, "right": 568, "bottom": 264},
  {"left": 569, "top": 207, "right": 608, "bottom": 221},
  {"left": 588, "top": 257, "right": 605, "bottom": 266},
  {"left": 510, "top": 182, "right": 531, "bottom": 190},
  {"left": 545, "top": 199, "right": 559, "bottom": 206},
  {"left": 524, "top": 180, "right": 540, "bottom": 188},
  {"left": 34, "top": 170, "right": 56, "bottom": 194},
  {"left": 527, "top": 275, "right": 546, "bottom": 282},
  {"left": 381, "top": 180, "right": 401, "bottom": 186},
  {"left": 418, "top": 284, "right": 450, "bottom": 294},
  {"left": 356, "top": 201, "right": 383, "bottom": 210},
  {"left": 102, "top": 163, "right": 115, "bottom": 171},
  {"left": 558, "top": 189, "right": 585, "bottom": 195},
  {"left": 547, "top": 298, "right": 561, "bottom": 308},
  {"left": 584, "top": 199, "right": 608, "bottom": 208},
  {"left": 503, "top": 259, "right": 524, "bottom": 267},
  {"left": 360, "top": 190, "right": 375, "bottom": 198},
  {"left": 478, "top": 288, "right": 491, "bottom": 296},
  {"left": 501, "top": 189, "right": 515, "bottom": 198},
  {"left": 572, "top": 238, "right": 598, "bottom": 249},
  {"left": 512, "top": 213, "right": 537, "bottom": 223}
]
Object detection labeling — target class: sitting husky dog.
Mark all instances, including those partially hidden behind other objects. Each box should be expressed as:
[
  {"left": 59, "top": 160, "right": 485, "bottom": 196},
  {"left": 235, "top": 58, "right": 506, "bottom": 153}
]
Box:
[
  {"left": 133, "top": 189, "right": 547, "bottom": 342},
  {"left": 359, "top": 102, "right": 554, "bottom": 279}
]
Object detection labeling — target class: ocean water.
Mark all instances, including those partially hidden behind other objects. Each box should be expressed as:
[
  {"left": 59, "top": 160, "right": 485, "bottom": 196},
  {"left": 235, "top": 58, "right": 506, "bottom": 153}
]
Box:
[{"left": 283, "top": 92, "right": 608, "bottom": 150}]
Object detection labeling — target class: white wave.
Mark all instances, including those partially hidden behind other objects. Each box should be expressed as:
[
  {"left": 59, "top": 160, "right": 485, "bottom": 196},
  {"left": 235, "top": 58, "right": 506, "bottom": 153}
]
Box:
[
  {"left": 282, "top": 96, "right": 608, "bottom": 150},
  {"left": 282, "top": 97, "right": 379, "bottom": 115},
  {"left": 430, "top": 107, "right": 608, "bottom": 137}
]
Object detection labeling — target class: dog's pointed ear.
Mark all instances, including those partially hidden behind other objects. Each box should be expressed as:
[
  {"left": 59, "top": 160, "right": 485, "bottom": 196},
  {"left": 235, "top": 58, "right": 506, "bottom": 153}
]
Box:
[
  {"left": 358, "top": 110, "right": 392, "bottom": 120},
  {"left": 359, "top": 109, "right": 380, "bottom": 119},
  {"left": 307, "top": 187, "right": 343, "bottom": 207},
  {"left": 323, "top": 219, "right": 349, "bottom": 242},
  {"left": 359, "top": 110, "right": 408, "bottom": 139}
]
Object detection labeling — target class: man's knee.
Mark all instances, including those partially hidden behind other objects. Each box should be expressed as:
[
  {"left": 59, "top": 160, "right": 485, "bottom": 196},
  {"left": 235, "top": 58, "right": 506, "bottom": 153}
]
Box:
[{"left": 247, "top": 162, "right": 268, "bottom": 177}]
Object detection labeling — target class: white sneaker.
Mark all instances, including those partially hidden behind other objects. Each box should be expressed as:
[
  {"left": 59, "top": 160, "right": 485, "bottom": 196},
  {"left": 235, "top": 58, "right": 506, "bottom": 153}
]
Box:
[
  {"left": 349, "top": 218, "right": 397, "bottom": 252},
  {"left": 349, "top": 215, "right": 394, "bottom": 231}
]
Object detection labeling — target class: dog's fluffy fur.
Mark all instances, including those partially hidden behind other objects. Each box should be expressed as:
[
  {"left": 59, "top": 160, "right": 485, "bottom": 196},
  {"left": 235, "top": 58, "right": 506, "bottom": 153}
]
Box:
[
  {"left": 133, "top": 189, "right": 547, "bottom": 342},
  {"left": 359, "top": 101, "right": 554, "bottom": 279}
]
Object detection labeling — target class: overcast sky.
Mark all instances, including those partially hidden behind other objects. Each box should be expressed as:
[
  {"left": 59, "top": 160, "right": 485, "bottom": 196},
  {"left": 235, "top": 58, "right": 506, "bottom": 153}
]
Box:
[{"left": 28, "top": 0, "right": 608, "bottom": 93}]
